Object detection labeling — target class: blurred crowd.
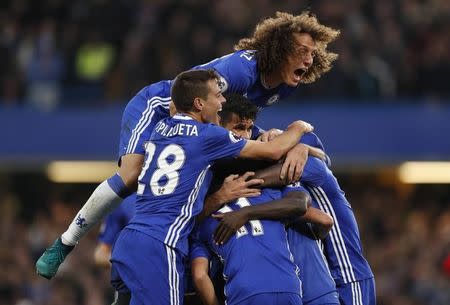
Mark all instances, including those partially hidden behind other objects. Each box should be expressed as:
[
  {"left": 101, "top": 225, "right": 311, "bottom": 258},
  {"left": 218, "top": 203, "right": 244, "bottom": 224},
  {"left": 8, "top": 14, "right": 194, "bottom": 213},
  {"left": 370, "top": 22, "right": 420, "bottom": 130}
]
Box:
[
  {"left": 0, "top": 0, "right": 449, "bottom": 110},
  {"left": 0, "top": 173, "right": 449, "bottom": 305}
]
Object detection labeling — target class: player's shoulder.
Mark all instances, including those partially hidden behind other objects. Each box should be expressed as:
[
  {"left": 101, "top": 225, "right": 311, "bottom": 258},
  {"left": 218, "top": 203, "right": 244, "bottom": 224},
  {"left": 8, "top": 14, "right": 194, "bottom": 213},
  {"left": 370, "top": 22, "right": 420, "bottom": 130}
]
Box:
[
  {"left": 203, "top": 123, "right": 246, "bottom": 143},
  {"left": 225, "top": 50, "right": 258, "bottom": 75},
  {"left": 199, "top": 50, "right": 258, "bottom": 76},
  {"left": 300, "top": 132, "right": 325, "bottom": 150}
]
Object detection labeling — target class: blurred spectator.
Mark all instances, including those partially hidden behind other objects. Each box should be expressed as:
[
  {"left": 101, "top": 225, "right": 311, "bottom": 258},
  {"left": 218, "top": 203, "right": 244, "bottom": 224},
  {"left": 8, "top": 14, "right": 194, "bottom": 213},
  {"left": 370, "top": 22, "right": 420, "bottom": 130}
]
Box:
[
  {"left": 24, "top": 19, "right": 64, "bottom": 111},
  {"left": 70, "top": 30, "right": 115, "bottom": 103},
  {"left": 0, "top": 0, "right": 449, "bottom": 107}
]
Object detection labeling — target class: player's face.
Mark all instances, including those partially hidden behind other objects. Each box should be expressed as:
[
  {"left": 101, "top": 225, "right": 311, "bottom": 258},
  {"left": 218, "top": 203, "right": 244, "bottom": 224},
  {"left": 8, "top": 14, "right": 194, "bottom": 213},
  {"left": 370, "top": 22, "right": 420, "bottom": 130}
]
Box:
[
  {"left": 201, "top": 79, "right": 226, "bottom": 124},
  {"left": 280, "top": 32, "right": 316, "bottom": 87},
  {"left": 222, "top": 114, "right": 254, "bottom": 140}
]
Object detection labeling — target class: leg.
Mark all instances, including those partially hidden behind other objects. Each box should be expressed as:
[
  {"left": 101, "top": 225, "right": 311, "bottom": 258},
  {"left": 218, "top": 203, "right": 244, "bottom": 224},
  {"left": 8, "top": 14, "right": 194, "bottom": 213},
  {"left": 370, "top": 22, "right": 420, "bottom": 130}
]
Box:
[{"left": 111, "top": 229, "right": 184, "bottom": 305}]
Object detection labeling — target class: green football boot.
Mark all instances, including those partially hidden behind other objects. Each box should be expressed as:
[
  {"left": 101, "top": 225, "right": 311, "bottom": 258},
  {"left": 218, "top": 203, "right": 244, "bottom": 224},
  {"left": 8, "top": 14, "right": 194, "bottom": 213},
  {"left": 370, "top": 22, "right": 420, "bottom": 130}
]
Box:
[{"left": 36, "top": 237, "right": 74, "bottom": 279}]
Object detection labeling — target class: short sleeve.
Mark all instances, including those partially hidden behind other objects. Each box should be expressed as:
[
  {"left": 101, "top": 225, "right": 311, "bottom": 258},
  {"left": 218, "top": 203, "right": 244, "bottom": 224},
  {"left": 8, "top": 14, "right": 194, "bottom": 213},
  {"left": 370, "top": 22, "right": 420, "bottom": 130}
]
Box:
[
  {"left": 202, "top": 124, "right": 247, "bottom": 162},
  {"left": 189, "top": 227, "right": 211, "bottom": 261}
]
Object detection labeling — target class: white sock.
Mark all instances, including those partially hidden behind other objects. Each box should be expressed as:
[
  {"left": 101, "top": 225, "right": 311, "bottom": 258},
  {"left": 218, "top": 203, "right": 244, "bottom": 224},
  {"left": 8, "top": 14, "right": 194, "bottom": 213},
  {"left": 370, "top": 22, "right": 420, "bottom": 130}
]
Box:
[{"left": 61, "top": 180, "right": 123, "bottom": 246}]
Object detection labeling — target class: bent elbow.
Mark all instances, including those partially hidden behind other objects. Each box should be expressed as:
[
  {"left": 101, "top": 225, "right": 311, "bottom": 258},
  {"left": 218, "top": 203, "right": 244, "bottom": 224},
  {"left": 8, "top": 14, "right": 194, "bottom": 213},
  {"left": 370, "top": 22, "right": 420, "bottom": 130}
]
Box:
[{"left": 323, "top": 214, "right": 334, "bottom": 230}]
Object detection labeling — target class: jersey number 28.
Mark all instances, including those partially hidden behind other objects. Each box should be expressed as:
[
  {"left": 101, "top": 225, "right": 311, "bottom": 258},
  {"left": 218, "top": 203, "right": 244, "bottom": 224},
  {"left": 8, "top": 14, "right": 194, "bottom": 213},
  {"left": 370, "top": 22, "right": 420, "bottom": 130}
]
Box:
[{"left": 138, "top": 142, "right": 185, "bottom": 196}]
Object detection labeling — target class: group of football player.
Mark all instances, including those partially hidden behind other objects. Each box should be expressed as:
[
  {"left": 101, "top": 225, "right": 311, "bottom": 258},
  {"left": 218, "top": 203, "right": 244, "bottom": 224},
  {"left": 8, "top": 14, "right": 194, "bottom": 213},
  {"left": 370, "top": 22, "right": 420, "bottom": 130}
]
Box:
[{"left": 36, "top": 11, "right": 376, "bottom": 305}]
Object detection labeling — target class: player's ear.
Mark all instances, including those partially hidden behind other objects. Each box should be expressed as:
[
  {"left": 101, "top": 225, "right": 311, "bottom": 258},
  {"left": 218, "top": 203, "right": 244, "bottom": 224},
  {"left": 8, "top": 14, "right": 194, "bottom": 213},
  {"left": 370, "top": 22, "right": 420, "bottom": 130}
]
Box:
[
  {"left": 193, "top": 97, "right": 204, "bottom": 111},
  {"left": 169, "top": 101, "right": 177, "bottom": 116}
]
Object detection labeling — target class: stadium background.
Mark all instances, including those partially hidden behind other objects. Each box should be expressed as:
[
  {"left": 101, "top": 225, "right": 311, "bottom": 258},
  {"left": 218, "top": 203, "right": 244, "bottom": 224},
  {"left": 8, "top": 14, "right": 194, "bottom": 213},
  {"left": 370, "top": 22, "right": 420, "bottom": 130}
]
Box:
[{"left": 0, "top": 1, "right": 449, "bottom": 305}]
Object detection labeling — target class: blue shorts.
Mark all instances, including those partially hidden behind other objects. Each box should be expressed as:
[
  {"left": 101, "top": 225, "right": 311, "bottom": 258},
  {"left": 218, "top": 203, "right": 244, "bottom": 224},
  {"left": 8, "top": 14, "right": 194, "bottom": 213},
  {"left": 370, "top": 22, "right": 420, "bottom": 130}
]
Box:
[
  {"left": 304, "top": 291, "right": 340, "bottom": 305},
  {"left": 111, "top": 228, "right": 185, "bottom": 305},
  {"left": 337, "top": 278, "right": 376, "bottom": 305},
  {"left": 118, "top": 91, "right": 170, "bottom": 160},
  {"left": 235, "top": 293, "right": 302, "bottom": 305}
]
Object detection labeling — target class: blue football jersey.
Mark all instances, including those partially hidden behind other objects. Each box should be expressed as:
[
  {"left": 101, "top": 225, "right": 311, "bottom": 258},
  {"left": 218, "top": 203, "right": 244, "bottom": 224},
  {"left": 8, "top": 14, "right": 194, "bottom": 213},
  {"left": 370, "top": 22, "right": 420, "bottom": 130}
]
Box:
[
  {"left": 299, "top": 133, "right": 374, "bottom": 284},
  {"left": 118, "top": 80, "right": 172, "bottom": 159},
  {"left": 282, "top": 184, "right": 338, "bottom": 303},
  {"left": 192, "top": 50, "right": 298, "bottom": 109},
  {"left": 190, "top": 188, "right": 302, "bottom": 305},
  {"left": 126, "top": 114, "right": 247, "bottom": 256},
  {"left": 98, "top": 194, "right": 135, "bottom": 246}
]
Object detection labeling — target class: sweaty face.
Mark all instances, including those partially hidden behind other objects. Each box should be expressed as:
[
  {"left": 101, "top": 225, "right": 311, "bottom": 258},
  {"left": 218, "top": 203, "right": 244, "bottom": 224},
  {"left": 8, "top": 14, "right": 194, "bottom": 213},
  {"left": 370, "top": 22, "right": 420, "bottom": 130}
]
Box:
[
  {"left": 280, "top": 32, "right": 316, "bottom": 87},
  {"left": 222, "top": 113, "right": 254, "bottom": 140},
  {"left": 200, "top": 79, "right": 226, "bottom": 124}
]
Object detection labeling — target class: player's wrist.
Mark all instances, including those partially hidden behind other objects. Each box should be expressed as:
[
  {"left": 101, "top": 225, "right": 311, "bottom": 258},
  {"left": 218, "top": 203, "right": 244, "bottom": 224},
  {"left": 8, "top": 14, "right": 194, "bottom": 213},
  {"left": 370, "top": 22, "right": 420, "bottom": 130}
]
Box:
[
  {"left": 239, "top": 206, "right": 252, "bottom": 220},
  {"left": 214, "top": 188, "right": 229, "bottom": 204}
]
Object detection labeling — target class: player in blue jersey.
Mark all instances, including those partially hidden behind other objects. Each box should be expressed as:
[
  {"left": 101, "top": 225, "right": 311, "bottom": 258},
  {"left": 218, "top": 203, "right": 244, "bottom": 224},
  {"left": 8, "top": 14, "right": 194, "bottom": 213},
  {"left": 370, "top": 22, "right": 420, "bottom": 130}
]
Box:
[
  {"left": 204, "top": 93, "right": 374, "bottom": 305},
  {"left": 223, "top": 135, "right": 376, "bottom": 305},
  {"left": 264, "top": 131, "right": 376, "bottom": 305},
  {"left": 109, "top": 69, "right": 313, "bottom": 305},
  {"left": 282, "top": 183, "right": 340, "bottom": 305},
  {"left": 201, "top": 96, "right": 338, "bottom": 305},
  {"left": 36, "top": 11, "right": 339, "bottom": 280},
  {"left": 94, "top": 174, "right": 267, "bottom": 305},
  {"left": 191, "top": 188, "right": 310, "bottom": 305}
]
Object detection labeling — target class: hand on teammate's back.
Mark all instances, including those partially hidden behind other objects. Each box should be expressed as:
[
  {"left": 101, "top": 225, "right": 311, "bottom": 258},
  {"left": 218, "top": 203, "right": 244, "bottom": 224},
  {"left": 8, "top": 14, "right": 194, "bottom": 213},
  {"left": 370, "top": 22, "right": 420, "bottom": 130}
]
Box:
[
  {"left": 218, "top": 172, "right": 263, "bottom": 203},
  {"left": 212, "top": 209, "right": 249, "bottom": 245}
]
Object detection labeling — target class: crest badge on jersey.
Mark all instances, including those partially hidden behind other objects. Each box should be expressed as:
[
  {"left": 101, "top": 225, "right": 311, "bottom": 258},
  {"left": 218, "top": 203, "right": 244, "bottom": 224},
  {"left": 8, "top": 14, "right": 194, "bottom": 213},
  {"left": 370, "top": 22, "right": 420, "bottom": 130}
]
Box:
[
  {"left": 217, "top": 75, "right": 229, "bottom": 93},
  {"left": 266, "top": 94, "right": 280, "bottom": 106},
  {"left": 228, "top": 131, "right": 243, "bottom": 143}
]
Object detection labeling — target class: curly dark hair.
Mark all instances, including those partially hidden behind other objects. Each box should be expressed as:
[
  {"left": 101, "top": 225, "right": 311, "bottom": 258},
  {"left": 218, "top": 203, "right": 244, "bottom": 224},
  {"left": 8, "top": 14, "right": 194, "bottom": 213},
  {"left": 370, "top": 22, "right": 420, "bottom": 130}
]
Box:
[
  {"left": 235, "top": 11, "right": 340, "bottom": 84},
  {"left": 220, "top": 93, "right": 258, "bottom": 125}
]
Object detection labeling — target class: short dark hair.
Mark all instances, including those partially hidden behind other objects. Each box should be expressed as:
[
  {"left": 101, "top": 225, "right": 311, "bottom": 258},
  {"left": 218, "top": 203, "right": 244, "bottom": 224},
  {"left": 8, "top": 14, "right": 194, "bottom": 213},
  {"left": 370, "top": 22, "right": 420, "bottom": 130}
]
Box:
[
  {"left": 220, "top": 93, "right": 259, "bottom": 125},
  {"left": 171, "top": 69, "right": 219, "bottom": 112}
]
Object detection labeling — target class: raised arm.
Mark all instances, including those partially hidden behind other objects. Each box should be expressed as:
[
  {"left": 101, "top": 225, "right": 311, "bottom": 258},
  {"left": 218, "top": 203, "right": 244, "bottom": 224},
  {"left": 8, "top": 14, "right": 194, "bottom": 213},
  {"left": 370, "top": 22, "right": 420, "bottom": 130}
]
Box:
[
  {"left": 213, "top": 191, "right": 311, "bottom": 244},
  {"left": 238, "top": 120, "right": 313, "bottom": 160}
]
